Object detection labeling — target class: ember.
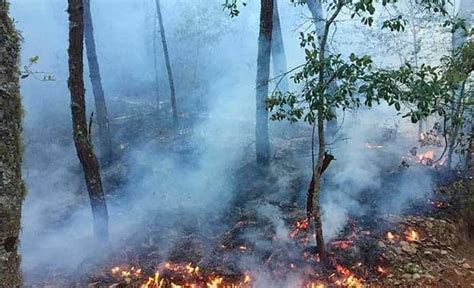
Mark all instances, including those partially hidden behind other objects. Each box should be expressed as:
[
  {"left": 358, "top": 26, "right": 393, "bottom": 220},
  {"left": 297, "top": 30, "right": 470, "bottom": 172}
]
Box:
[
  {"left": 405, "top": 229, "right": 420, "bottom": 242},
  {"left": 290, "top": 218, "right": 310, "bottom": 238},
  {"left": 331, "top": 240, "right": 353, "bottom": 250},
  {"left": 429, "top": 199, "right": 446, "bottom": 208},
  {"left": 377, "top": 266, "right": 387, "bottom": 274},
  {"left": 110, "top": 263, "right": 255, "bottom": 288},
  {"left": 386, "top": 232, "right": 396, "bottom": 241}
]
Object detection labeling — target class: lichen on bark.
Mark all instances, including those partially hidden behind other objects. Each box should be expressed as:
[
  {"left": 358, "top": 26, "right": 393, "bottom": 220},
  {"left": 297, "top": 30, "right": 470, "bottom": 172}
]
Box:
[{"left": 0, "top": 0, "right": 24, "bottom": 286}]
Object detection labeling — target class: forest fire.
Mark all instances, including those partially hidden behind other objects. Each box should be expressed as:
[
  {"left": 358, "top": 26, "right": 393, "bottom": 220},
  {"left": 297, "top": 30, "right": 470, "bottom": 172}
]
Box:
[
  {"left": 5, "top": 0, "right": 473, "bottom": 287},
  {"left": 108, "top": 252, "right": 370, "bottom": 287}
]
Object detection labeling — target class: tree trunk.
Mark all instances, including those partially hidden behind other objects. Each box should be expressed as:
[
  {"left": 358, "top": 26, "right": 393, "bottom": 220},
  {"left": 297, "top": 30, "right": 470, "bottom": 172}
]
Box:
[
  {"left": 448, "top": 1, "right": 472, "bottom": 169},
  {"left": 271, "top": 0, "right": 288, "bottom": 93},
  {"left": 256, "top": 0, "right": 273, "bottom": 165},
  {"left": 68, "top": 0, "right": 109, "bottom": 241},
  {"left": 465, "top": 120, "right": 474, "bottom": 170},
  {"left": 447, "top": 80, "right": 467, "bottom": 169},
  {"left": 306, "top": 0, "right": 338, "bottom": 136},
  {"left": 307, "top": 1, "right": 343, "bottom": 260},
  {"left": 0, "top": 1, "right": 24, "bottom": 285},
  {"left": 83, "top": 0, "right": 113, "bottom": 161},
  {"left": 310, "top": 113, "right": 326, "bottom": 258},
  {"left": 153, "top": 12, "right": 161, "bottom": 112},
  {"left": 306, "top": 0, "right": 325, "bottom": 39},
  {"left": 155, "top": 0, "right": 178, "bottom": 126},
  {"left": 452, "top": 0, "right": 472, "bottom": 52}
]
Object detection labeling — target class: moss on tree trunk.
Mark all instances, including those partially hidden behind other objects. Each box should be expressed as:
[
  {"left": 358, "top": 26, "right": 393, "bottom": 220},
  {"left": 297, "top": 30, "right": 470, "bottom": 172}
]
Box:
[{"left": 0, "top": 0, "right": 24, "bottom": 286}]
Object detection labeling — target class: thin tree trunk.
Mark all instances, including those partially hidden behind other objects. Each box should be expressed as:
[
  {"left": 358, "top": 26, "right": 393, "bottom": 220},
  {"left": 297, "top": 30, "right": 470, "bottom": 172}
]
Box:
[
  {"left": 465, "top": 121, "right": 474, "bottom": 170},
  {"left": 412, "top": 26, "right": 424, "bottom": 139},
  {"left": 271, "top": 0, "right": 288, "bottom": 93},
  {"left": 0, "top": 1, "right": 24, "bottom": 285},
  {"left": 68, "top": 0, "right": 109, "bottom": 241},
  {"left": 83, "top": 0, "right": 112, "bottom": 161},
  {"left": 306, "top": 0, "right": 338, "bottom": 136},
  {"left": 447, "top": 80, "right": 467, "bottom": 169},
  {"left": 153, "top": 13, "right": 161, "bottom": 112},
  {"left": 307, "top": 1, "right": 343, "bottom": 260},
  {"left": 256, "top": 0, "right": 273, "bottom": 165},
  {"left": 155, "top": 0, "right": 178, "bottom": 126},
  {"left": 311, "top": 113, "right": 326, "bottom": 258}
]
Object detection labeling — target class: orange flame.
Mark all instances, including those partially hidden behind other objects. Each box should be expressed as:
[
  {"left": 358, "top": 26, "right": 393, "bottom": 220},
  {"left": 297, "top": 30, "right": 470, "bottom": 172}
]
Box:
[
  {"left": 417, "top": 150, "right": 434, "bottom": 164},
  {"left": 307, "top": 283, "right": 326, "bottom": 288},
  {"left": 405, "top": 229, "right": 420, "bottom": 242},
  {"left": 207, "top": 276, "right": 223, "bottom": 288}
]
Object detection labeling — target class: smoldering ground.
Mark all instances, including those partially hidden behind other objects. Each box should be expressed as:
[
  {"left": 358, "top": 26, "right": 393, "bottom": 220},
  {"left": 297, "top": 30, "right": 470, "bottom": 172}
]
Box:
[{"left": 11, "top": 0, "right": 445, "bottom": 286}]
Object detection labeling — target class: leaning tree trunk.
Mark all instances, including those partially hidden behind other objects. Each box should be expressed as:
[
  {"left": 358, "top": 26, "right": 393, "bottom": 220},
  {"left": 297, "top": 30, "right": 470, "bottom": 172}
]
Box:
[
  {"left": 155, "top": 0, "right": 178, "bottom": 126},
  {"left": 83, "top": 0, "right": 112, "bottom": 161},
  {"left": 68, "top": 0, "right": 109, "bottom": 241},
  {"left": 271, "top": 0, "right": 289, "bottom": 93},
  {"left": 0, "top": 1, "right": 24, "bottom": 285},
  {"left": 256, "top": 0, "right": 273, "bottom": 165}
]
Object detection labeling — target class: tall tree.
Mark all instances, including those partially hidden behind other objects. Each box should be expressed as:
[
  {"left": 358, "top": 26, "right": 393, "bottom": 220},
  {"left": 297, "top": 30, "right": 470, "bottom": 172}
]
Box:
[
  {"left": 155, "top": 0, "right": 178, "bottom": 125},
  {"left": 446, "top": 0, "right": 473, "bottom": 169},
  {"left": 256, "top": 0, "right": 274, "bottom": 165},
  {"left": 68, "top": 0, "right": 108, "bottom": 241},
  {"left": 83, "top": 0, "right": 113, "bottom": 161},
  {"left": 271, "top": 0, "right": 289, "bottom": 93},
  {"left": 0, "top": 0, "right": 24, "bottom": 285}
]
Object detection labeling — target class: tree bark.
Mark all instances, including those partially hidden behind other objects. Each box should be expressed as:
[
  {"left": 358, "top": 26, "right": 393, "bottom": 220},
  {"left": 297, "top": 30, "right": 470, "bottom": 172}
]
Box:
[
  {"left": 306, "top": 0, "right": 338, "bottom": 136},
  {"left": 0, "top": 1, "right": 24, "bottom": 285},
  {"left": 256, "top": 0, "right": 273, "bottom": 165},
  {"left": 271, "top": 0, "right": 289, "bottom": 93},
  {"left": 310, "top": 113, "right": 326, "bottom": 258},
  {"left": 68, "top": 0, "right": 109, "bottom": 241},
  {"left": 83, "top": 0, "right": 113, "bottom": 161},
  {"left": 155, "top": 0, "right": 178, "bottom": 126}
]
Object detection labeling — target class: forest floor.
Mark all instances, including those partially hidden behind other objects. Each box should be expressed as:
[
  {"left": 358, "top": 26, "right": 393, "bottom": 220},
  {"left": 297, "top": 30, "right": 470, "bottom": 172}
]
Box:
[{"left": 23, "top": 112, "right": 474, "bottom": 288}]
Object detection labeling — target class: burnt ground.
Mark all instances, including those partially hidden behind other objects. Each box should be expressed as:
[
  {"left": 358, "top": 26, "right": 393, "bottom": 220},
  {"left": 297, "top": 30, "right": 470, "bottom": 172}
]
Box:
[{"left": 23, "top": 111, "right": 474, "bottom": 288}]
